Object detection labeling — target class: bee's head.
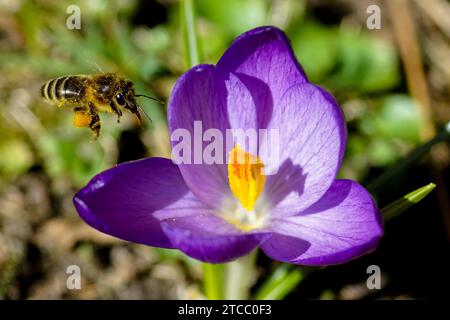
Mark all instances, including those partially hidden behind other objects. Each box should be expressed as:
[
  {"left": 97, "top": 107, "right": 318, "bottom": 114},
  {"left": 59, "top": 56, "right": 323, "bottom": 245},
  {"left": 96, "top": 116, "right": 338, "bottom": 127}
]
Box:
[
  {"left": 110, "top": 77, "right": 161, "bottom": 123},
  {"left": 112, "top": 79, "right": 132, "bottom": 103},
  {"left": 108, "top": 78, "right": 147, "bottom": 124},
  {"left": 108, "top": 79, "right": 134, "bottom": 111}
]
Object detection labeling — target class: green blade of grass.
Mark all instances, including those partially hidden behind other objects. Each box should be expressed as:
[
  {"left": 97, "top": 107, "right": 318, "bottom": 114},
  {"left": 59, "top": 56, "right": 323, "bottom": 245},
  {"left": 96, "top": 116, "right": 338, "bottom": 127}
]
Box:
[
  {"left": 254, "top": 265, "right": 306, "bottom": 300},
  {"left": 381, "top": 182, "right": 436, "bottom": 221}
]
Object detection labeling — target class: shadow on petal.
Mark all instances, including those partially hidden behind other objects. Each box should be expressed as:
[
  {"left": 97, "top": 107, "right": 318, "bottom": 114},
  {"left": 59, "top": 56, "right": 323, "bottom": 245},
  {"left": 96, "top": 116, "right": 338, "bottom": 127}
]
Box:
[
  {"left": 299, "top": 179, "right": 352, "bottom": 216},
  {"left": 261, "top": 233, "right": 311, "bottom": 262},
  {"left": 233, "top": 72, "right": 273, "bottom": 129},
  {"left": 263, "top": 159, "right": 306, "bottom": 208},
  {"left": 263, "top": 180, "right": 383, "bottom": 265}
]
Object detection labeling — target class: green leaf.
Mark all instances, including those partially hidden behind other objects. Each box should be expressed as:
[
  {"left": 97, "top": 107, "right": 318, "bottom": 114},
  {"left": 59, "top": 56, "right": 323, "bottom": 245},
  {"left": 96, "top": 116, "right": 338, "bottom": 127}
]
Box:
[
  {"left": 254, "top": 265, "right": 305, "bottom": 300},
  {"left": 291, "top": 22, "right": 337, "bottom": 82},
  {"left": 381, "top": 183, "right": 436, "bottom": 221},
  {"left": 327, "top": 32, "right": 399, "bottom": 93},
  {"left": 367, "top": 138, "right": 398, "bottom": 167},
  {"left": 359, "top": 95, "right": 421, "bottom": 143}
]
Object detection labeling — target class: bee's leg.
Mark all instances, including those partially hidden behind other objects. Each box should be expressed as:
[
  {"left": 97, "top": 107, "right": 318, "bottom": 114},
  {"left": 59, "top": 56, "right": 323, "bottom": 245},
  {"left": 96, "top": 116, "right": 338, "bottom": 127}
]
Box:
[
  {"left": 88, "top": 102, "right": 101, "bottom": 138},
  {"left": 109, "top": 100, "right": 122, "bottom": 123}
]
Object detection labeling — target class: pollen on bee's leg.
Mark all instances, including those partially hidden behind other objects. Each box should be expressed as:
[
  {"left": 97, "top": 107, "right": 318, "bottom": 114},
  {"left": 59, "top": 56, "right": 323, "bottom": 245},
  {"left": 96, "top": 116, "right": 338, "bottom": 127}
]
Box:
[
  {"left": 73, "top": 112, "right": 92, "bottom": 128},
  {"left": 227, "top": 145, "right": 265, "bottom": 211}
]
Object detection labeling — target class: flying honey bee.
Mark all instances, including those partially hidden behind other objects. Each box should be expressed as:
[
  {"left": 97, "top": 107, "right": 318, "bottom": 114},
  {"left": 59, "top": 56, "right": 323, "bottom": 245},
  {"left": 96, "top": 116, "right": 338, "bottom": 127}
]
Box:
[{"left": 41, "top": 73, "right": 159, "bottom": 138}]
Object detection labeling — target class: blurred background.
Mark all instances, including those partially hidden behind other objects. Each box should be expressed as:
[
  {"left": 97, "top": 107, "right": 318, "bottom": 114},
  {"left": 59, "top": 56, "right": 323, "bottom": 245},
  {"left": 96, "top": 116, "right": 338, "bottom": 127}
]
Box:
[{"left": 0, "top": 0, "right": 449, "bottom": 299}]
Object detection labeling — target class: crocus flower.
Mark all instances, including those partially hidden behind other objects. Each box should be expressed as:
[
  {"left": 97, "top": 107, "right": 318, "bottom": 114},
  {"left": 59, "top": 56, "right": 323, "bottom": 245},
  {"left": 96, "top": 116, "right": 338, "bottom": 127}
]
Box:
[{"left": 74, "top": 26, "right": 383, "bottom": 265}]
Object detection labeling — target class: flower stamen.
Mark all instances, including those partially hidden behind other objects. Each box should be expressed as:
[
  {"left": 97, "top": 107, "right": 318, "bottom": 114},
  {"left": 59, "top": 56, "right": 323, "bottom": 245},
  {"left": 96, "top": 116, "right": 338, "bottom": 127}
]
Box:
[{"left": 227, "top": 145, "right": 265, "bottom": 211}]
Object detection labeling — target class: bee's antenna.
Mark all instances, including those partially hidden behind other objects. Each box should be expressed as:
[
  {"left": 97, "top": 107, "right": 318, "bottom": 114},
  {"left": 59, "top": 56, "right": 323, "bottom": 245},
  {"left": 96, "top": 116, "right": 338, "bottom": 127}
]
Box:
[
  {"left": 136, "top": 104, "right": 153, "bottom": 123},
  {"left": 135, "top": 94, "right": 165, "bottom": 105}
]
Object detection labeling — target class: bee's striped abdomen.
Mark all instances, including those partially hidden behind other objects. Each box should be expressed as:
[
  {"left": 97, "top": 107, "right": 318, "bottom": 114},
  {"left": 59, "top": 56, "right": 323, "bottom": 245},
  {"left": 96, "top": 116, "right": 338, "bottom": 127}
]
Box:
[
  {"left": 41, "top": 76, "right": 86, "bottom": 104},
  {"left": 41, "top": 76, "right": 65, "bottom": 102}
]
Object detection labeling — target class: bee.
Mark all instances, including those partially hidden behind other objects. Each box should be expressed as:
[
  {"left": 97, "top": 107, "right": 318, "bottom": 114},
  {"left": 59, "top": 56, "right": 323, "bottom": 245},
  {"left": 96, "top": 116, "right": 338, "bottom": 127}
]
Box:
[{"left": 41, "top": 73, "right": 158, "bottom": 138}]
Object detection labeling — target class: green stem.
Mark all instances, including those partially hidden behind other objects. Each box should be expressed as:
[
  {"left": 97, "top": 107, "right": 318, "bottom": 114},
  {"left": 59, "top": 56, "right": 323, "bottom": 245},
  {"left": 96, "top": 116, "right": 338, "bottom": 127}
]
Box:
[
  {"left": 180, "top": 0, "right": 201, "bottom": 68},
  {"left": 203, "top": 263, "right": 224, "bottom": 300},
  {"left": 224, "top": 250, "right": 258, "bottom": 300}
]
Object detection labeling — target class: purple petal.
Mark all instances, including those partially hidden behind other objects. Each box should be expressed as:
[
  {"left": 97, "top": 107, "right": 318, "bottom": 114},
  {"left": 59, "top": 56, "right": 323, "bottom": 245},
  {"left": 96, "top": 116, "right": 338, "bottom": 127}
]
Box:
[
  {"left": 261, "top": 83, "right": 347, "bottom": 214},
  {"left": 168, "top": 64, "right": 262, "bottom": 207},
  {"left": 218, "top": 26, "right": 308, "bottom": 109},
  {"left": 73, "top": 157, "right": 214, "bottom": 248},
  {"left": 261, "top": 180, "right": 383, "bottom": 265},
  {"left": 161, "top": 214, "right": 266, "bottom": 263}
]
